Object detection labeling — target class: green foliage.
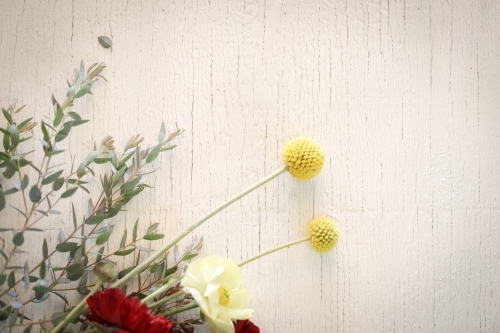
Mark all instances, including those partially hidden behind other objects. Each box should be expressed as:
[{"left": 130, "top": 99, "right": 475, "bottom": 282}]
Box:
[{"left": 0, "top": 60, "right": 192, "bottom": 332}]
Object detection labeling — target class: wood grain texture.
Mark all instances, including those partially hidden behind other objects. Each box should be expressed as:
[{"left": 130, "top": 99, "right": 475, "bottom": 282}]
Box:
[{"left": 1, "top": 0, "right": 499, "bottom": 332}]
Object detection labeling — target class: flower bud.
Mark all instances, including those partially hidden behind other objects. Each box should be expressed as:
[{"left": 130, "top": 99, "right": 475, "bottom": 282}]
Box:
[{"left": 93, "top": 260, "right": 119, "bottom": 283}]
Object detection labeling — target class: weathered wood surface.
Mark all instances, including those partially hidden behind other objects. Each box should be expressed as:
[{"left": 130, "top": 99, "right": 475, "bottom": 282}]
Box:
[{"left": 1, "top": 0, "right": 499, "bottom": 332}]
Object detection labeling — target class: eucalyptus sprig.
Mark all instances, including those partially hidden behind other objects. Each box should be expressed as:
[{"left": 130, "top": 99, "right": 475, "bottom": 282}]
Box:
[{"left": 0, "top": 61, "right": 200, "bottom": 333}]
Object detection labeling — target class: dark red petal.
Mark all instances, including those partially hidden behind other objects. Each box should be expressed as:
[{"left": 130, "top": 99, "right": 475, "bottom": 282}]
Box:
[
  {"left": 86, "top": 288, "right": 173, "bottom": 333},
  {"left": 234, "top": 320, "right": 260, "bottom": 333},
  {"left": 87, "top": 288, "right": 129, "bottom": 327}
]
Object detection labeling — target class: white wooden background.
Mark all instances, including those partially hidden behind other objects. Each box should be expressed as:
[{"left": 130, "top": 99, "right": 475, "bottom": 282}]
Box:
[{"left": 1, "top": 0, "right": 499, "bottom": 332}]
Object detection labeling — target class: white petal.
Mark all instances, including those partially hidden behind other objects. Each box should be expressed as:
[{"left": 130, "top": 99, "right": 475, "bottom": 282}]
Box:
[
  {"left": 205, "top": 266, "right": 224, "bottom": 297},
  {"left": 225, "top": 308, "right": 254, "bottom": 320},
  {"left": 228, "top": 288, "right": 249, "bottom": 309}
]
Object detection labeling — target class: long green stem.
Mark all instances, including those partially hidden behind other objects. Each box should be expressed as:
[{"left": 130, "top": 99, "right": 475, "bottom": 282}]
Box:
[
  {"left": 141, "top": 274, "right": 183, "bottom": 304},
  {"left": 161, "top": 302, "right": 198, "bottom": 317},
  {"left": 148, "top": 290, "right": 185, "bottom": 309},
  {"left": 111, "top": 166, "right": 288, "bottom": 289},
  {"left": 238, "top": 236, "right": 311, "bottom": 267},
  {"left": 50, "top": 280, "right": 103, "bottom": 333}
]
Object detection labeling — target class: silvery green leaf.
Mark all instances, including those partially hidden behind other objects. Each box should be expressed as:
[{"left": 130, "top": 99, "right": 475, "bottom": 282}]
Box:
[
  {"left": 146, "top": 144, "right": 161, "bottom": 163},
  {"left": 98, "top": 36, "right": 113, "bottom": 48},
  {"left": 13, "top": 183, "right": 21, "bottom": 191},
  {"left": 58, "top": 278, "right": 71, "bottom": 284},
  {"left": 60, "top": 187, "right": 78, "bottom": 198},
  {"left": 48, "top": 210, "right": 61, "bottom": 214},
  {"left": 75, "top": 85, "right": 92, "bottom": 98},
  {"left": 158, "top": 122, "right": 165, "bottom": 143},
  {"left": 143, "top": 233, "right": 164, "bottom": 241},
  {"left": 67, "top": 86, "right": 75, "bottom": 97},
  {"left": 146, "top": 223, "right": 159, "bottom": 234},
  {"left": 96, "top": 247, "right": 104, "bottom": 261},
  {"left": 154, "top": 262, "right": 164, "bottom": 279},
  {"left": 51, "top": 312, "right": 66, "bottom": 326},
  {"left": 72, "top": 203, "right": 77, "bottom": 230},
  {"left": 53, "top": 102, "right": 63, "bottom": 127},
  {"left": 174, "top": 245, "right": 180, "bottom": 263},
  {"left": 77, "top": 150, "right": 99, "bottom": 178},
  {"left": 39, "top": 260, "right": 46, "bottom": 279},
  {"left": 13, "top": 232, "right": 24, "bottom": 246},
  {"left": 8, "top": 308, "right": 18, "bottom": 326},
  {"left": 42, "top": 239, "right": 48, "bottom": 259},
  {"left": 68, "top": 111, "right": 81, "bottom": 120},
  {"left": 88, "top": 198, "right": 94, "bottom": 215},
  {"left": 124, "top": 147, "right": 136, "bottom": 156},
  {"left": 7, "top": 289, "right": 18, "bottom": 297},
  {"left": 132, "top": 219, "right": 139, "bottom": 242},
  {"left": 120, "top": 229, "right": 127, "bottom": 248},
  {"left": 22, "top": 324, "right": 32, "bottom": 333},
  {"left": 78, "top": 60, "right": 85, "bottom": 83},
  {"left": 73, "top": 247, "right": 83, "bottom": 261},
  {"left": 41, "top": 170, "right": 63, "bottom": 185},
  {"left": 58, "top": 229, "right": 65, "bottom": 242},
  {"left": 120, "top": 176, "right": 142, "bottom": 192},
  {"left": 94, "top": 225, "right": 113, "bottom": 234},
  {"left": 9, "top": 125, "right": 19, "bottom": 147},
  {"left": 21, "top": 175, "right": 29, "bottom": 190},
  {"left": 96, "top": 228, "right": 112, "bottom": 246},
  {"left": 31, "top": 292, "right": 49, "bottom": 303},
  {"left": 52, "top": 177, "right": 64, "bottom": 191},
  {"left": 29, "top": 185, "right": 41, "bottom": 203},
  {"left": 112, "top": 165, "right": 127, "bottom": 182},
  {"left": 135, "top": 245, "right": 153, "bottom": 252},
  {"left": 14, "top": 249, "right": 28, "bottom": 253},
  {"left": 23, "top": 261, "right": 30, "bottom": 290},
  {"left": 37, "top": 279, "right": 49, "bottom": 287},
  {"left": 149, "top": 286, "right": 160, "bottom": 293},
  {"left": 10, "top": 301, "right": 22, "bottom": 309},
  {"left": 107, "top": 161, "right": 117, "bottom": 173},
  {"left": 0, "top": 191, "right": 5, "bottom": 211},
  {"left": 77, "top": 271, "right": 88, "bottom": 290}
]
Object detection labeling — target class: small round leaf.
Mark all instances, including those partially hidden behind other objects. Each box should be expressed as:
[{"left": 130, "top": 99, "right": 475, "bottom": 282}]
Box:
[{"left": 98, "top": 36, "right": 113, "bottom": 48}]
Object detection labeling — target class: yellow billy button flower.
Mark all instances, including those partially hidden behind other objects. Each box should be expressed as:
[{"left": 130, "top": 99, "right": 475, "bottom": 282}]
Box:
[
  {"left": 181, "top": 256, "right": 253, "bottom": 333},
  {"left": 308, "top": 217, "right": 339, "bottom": 253},
  {"left": 283, "top": 137, "right": 325, "bottom": 181}
]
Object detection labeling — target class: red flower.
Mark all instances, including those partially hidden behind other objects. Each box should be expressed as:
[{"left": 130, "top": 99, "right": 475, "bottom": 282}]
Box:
[
  {"left": 234, "top": 320, "right": 260, "bottom": 333},
  {"left": 86, "top": 288, "right": 173, "bottom": 333}
]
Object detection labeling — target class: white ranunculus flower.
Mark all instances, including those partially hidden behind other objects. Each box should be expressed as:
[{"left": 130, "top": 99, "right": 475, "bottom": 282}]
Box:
[{"left": 181, "top": 255, "right": 254, "bottom": 333}]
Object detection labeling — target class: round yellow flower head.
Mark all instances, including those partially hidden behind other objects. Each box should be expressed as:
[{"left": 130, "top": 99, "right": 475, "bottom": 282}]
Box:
[
  {"left": 283, "top": 138, "right": 324, "bottom": 181},
  {"left": 308, "top": 217, "right": 339, "bottom": 253}
]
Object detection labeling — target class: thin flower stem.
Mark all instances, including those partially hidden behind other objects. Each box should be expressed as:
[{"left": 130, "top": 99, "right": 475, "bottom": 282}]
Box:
[
  {"left": 141, "top": 274, "right": 183, "bottom": 304},
  {"left": 148, "top": 290, "right": 185, "bottom": 309},
  {"left": 161, "top": 302, "right": 198, "bottom": 317},
  {"left": 238, "top": 236, "right": 311, "bottom": 267},
  {"left": 111, "top": 165, "right": 288, "bottom": 289},
  {"left": 50, "top": 279, "right": 104, "bottom": 333}
]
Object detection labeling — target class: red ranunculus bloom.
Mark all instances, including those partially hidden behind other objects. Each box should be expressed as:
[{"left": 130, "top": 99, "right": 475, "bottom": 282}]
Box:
[
  {"left": 86, "top": 288, "right": 173, "bottom": 333},
  {"left": 234, "top": 320, "right": 260, "bottom": 333}
]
